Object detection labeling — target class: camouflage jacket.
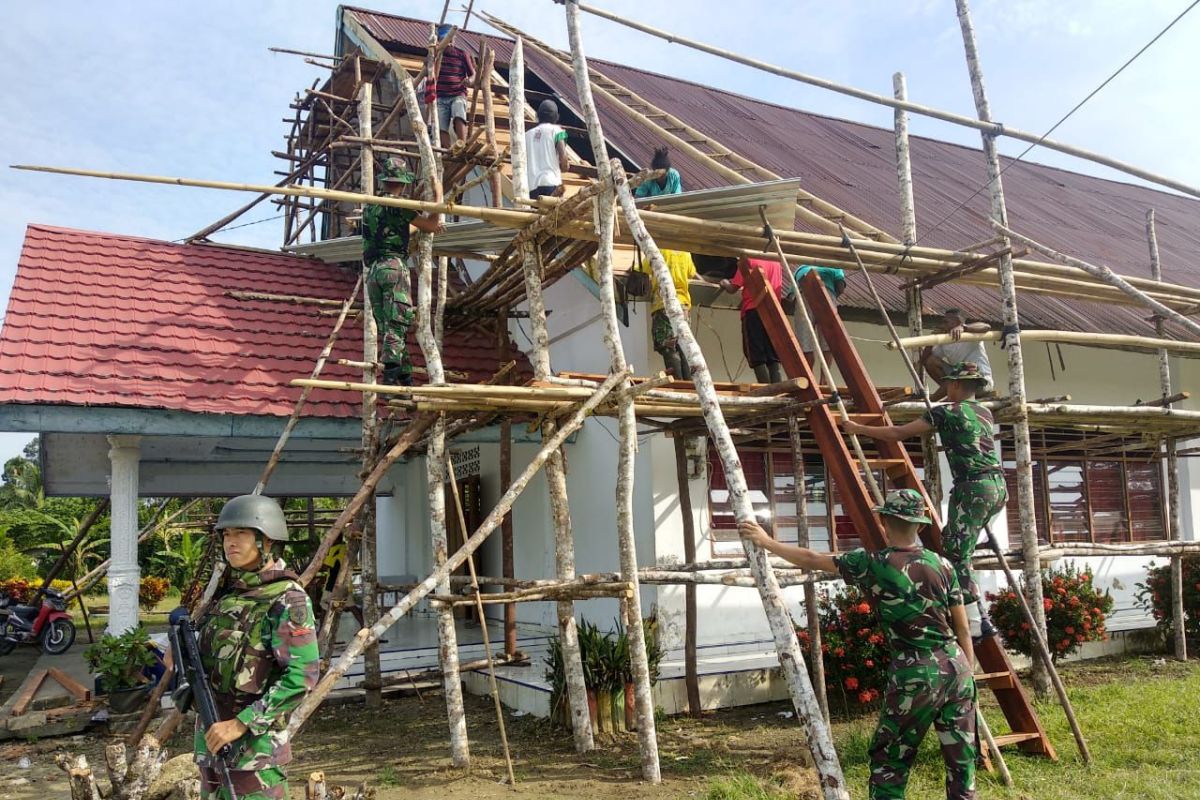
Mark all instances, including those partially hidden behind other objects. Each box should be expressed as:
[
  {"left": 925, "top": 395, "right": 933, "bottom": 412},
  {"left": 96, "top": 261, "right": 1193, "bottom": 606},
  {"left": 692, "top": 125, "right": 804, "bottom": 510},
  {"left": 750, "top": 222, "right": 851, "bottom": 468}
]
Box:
[
  {"left": 834, "top": 546, "right": 963, "bottom": 660},
  {"left": 362, "top": 204, "right": 418, "bottom": 263},
  {"left": 921, "top": 400, "right": 1001, "bottom": 484},
  {"left": 195, "top": 561, "right": 318, "bottom": 769}
]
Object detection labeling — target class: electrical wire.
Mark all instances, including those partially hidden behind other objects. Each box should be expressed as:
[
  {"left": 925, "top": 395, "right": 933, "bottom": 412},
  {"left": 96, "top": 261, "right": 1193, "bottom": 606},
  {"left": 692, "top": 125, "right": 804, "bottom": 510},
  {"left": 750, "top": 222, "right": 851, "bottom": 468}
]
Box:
[
  {"left": 910, "top": 0, "right": 1200, "bottom": 250},
  {"left": 172, "top": 213, "right": 287, "bottom": 243}
]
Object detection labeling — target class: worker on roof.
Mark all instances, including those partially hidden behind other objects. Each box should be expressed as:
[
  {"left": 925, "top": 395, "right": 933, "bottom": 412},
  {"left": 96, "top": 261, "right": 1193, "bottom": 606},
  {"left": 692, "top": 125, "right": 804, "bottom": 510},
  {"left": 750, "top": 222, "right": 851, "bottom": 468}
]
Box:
[
  {"left": 526, "top": 98, "right": 569, "bottom": 200},
  {"left": 841, "top": 361, "right": 1005, "bottom": 644},
  {"left": 920, "top": 308, "right": 994, "bottom": 400},
  {"left": 361, "top": 157, "right": 444, "bottom": 386},
  {"left": 194, "top": 495, "right": 319, "bottom": 800},
  {"left": 640, "top": 248, "right": 698, "bottom": 379},
  {"left": 713, "top": 256, "right": 785, "bottom": 384},
  {"left": 792, "top": 263, "right": 847, "bottom": 366},
  {"left": 740, "top": 489, "right": 977, "bottom": 800},
  {"left": 431, "top": 24, "right": 475, "bottom": 149},
  {"left": 634, "top": 146, "right": 683, "bottom": 198}
]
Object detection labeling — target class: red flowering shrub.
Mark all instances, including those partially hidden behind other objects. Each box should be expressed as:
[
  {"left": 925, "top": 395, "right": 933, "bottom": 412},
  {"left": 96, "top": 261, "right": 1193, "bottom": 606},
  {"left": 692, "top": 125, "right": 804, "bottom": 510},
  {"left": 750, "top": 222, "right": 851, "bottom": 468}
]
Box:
[
  {"left": 138, "top": 576, "right": 171, "bottom": 610},
  {"left": 0, "top": 577, "right": 36, "bottom": 603},
  {"left": 1135, "top": 555, "right": 1200, "bottom": 643},
  {"left": 796, "top": 587, "right": 887, "bottom": 708},
  {"left": 987, "top": 562, "right": 1112, "bottom": 663}
]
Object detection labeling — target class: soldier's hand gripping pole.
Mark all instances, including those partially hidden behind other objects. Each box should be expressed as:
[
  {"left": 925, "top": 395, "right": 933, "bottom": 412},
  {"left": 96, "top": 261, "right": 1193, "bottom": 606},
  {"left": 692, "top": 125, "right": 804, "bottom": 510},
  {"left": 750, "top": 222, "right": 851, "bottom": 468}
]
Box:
[
  {"left": 980, "top": 525, "right": 1091, "bottom": 763},
  {"left": 169, "top": 614, "right": 241, "bottom": 798}
]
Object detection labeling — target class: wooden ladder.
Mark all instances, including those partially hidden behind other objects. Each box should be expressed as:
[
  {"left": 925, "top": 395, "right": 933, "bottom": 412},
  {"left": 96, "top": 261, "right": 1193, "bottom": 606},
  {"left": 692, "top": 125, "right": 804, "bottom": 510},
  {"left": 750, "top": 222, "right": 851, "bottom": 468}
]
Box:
[
  {"left": 745, "top": 266, "right": 1057, "bottom": 759},
  {"left": 479, "top": 11, "right": 895, "bottom": 243}
]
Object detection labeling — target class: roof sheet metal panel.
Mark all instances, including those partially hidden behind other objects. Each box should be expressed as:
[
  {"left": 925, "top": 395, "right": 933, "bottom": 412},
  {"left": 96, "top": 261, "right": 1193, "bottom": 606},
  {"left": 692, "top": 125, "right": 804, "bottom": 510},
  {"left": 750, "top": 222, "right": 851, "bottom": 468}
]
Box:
[
  {"left": 346, "top": 7, "right": 1200, "bottom": 336},
  {"left": 344, "top": 7, "right": 514, "bottom": 61},
  {"left": 0, "top": 226, "right": 529, "bottom": 418}
]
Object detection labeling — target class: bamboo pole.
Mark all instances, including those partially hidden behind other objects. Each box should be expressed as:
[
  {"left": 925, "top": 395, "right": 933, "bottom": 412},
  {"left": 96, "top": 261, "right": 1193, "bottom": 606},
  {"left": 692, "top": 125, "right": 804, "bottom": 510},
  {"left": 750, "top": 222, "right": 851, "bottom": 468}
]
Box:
[
  {"left": 613, "top": 170, "right": 848, "bottom": 799},
  {"left": 286, "top": 371, "right": 625, "bottom": 736},
  {"left": 568, "top": 0, "right": 1200, "bottom": 200},
  {"left": 446, "top": 460, "right": 516, "bottom": 785},
  {"left": 673, "top": 436, "right": 703, "bottom": 717},
  {"left": 789, "top": 415, "right": 828, "bottom": 722},
  {"left": 955, "top": 0, "right": 1050, "bottom": 697},
  {"left": 894, "top": 71, "right": 942, "bottom": 509},
  {"left": 997, "top": 223, "right": 1200, "bottom": 340},
  {"left": 890, "top": 329, "right": 1200, "bottom": 358},
  {"left": 510, "top": 32, "right": 595, "bottom": 754},
  {"left": 399, "top": 57, "right": 471, "bottom": 766},
  {"left": 497, "top": 314, "right": 517, "bottom": 656},
  {"left": 480, "top": 47, "right": 502, "bottom": 205},
  {"left": 565, "top": 3, "right": 661, "bottom": 778},
  {"left": 1148, "top": 208, "right": 1188, "bottom": 662}
]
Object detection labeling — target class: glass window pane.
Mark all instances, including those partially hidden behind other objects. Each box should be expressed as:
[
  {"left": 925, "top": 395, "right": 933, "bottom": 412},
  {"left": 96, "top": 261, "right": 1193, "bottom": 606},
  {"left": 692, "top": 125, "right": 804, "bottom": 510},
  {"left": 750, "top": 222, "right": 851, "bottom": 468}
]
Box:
[
  {"left": 1004, "top": 458, "right": 1049, "bottom": 545},
  {"left": 1126, "top": 461, "right": 1166, "bottom": 542},
  {"left": 1046, "top": 461, "right": 1088, "bottom": 543}
]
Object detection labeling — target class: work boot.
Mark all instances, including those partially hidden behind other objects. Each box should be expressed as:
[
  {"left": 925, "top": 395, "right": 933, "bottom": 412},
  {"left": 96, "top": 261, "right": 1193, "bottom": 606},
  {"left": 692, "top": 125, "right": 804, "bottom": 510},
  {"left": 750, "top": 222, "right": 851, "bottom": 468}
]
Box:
[
  {"left": 767, "top": 362, "right": 784, "bottom": 383},
  {"left": 381, "top": 363, "right": 413, "bottom": 386}
]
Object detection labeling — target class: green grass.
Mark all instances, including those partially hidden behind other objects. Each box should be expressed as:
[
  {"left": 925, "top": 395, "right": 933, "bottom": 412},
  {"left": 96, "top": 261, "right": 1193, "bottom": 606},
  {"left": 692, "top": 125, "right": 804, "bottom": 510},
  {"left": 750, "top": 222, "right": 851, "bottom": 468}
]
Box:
[
  {"left": 705, "top": 773, "right": 791, "bottom": 800},
  {"left": 376, "top": 765, "right": 401, "bottom": 787},
  {"left": 833, "top": 658, "right": 1200, "bottom": 800}
]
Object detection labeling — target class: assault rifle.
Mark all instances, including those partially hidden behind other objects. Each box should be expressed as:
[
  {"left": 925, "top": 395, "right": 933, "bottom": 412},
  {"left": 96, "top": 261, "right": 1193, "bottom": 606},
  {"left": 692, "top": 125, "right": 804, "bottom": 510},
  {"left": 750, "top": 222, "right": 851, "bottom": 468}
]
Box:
[{"left": 169, "top": 610, "right": 239, "bottom": 799}]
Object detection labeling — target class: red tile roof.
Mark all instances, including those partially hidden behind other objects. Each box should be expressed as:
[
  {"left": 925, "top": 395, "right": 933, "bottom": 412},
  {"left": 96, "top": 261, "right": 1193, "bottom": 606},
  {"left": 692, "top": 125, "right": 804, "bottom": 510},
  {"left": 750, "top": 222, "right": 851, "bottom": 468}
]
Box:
[
  {"left": 347, "top": 7, "right": 1200, "bottom": 336},
  {"left": 0, "top": 225, "right": 529, "bottom": 418}
]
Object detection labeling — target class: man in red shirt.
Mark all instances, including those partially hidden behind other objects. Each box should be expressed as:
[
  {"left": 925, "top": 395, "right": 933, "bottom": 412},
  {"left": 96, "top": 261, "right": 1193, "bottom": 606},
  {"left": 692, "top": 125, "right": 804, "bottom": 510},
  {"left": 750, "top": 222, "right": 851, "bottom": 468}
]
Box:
[
  {"left": 431, "top": 25, "right": 475, "bottom": 148},
  {"left": 716, "top": 257, "right": 785, "bottom": 383}
]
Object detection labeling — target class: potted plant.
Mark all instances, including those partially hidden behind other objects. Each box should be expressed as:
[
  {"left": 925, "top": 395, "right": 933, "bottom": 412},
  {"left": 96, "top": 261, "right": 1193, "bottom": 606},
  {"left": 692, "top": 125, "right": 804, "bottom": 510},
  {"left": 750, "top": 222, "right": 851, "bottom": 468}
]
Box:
[{"left": 84, "top": 625, "right": 158, "bottom": 714}]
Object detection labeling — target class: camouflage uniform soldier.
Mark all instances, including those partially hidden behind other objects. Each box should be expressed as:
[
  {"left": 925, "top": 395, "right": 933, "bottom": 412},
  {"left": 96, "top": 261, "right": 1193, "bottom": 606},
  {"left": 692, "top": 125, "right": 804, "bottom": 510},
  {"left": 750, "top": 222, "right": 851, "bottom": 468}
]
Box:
[
  {"left": 843, "top": 361, "right": 1004, "bottom": 638},
  {"left": 361, "top": 157, "right": 444, "bottom": 386},
  {"left": 194, "top": 495, "right": 320, "bottom": 800},
  {"left": 741, "top": 490, "right": 978, "bottom": 800}
]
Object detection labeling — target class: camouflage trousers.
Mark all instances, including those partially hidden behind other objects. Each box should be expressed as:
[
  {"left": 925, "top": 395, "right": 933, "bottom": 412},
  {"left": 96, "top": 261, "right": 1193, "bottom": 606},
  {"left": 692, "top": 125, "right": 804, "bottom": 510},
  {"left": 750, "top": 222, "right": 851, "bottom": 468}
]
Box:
[
  {"left": 943, "top": 473, "right": 1007, "bottom": 604},
  {"left": 367, "top": 256, "right": 415, "bottom": 373},
  {"left": 199, "top": 765, "right": 287, "bottom": 800},
  {"left": 869, "top": 650, "right": 977, "bottom": 800}
]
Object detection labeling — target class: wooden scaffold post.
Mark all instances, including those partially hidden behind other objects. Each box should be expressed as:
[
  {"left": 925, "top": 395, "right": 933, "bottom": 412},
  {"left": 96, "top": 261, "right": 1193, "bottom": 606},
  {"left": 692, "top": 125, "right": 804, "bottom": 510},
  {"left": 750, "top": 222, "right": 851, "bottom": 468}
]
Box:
[
  {"left": 358, "top": 64, "right": 385, "bottom": 708},
  {"left": 1148, "top": 208, "right": 1188, "bottom": 662},
  {"left": 396, "top": 63, "right": 471, "bottom": 767},
  {"left": 564, "top": 0, "right": 661, "bottom": 780},
  {"left": 672, "top": 436, "right": 703, "bottom": 716},
  {"left": 509, "top": 34, "right": 596, "bottom": 752},
  {"left": 953, "top": 0, "right": 1051, "bottom": 696},
  {"left": 893, "top": 70, "right": 941, "bottom": 509},
  {"left": 788, "top": 415, "right": 828, "bottom": 722},
  {"left": 612, "top": 170, "right": 848, "bottom": 799}
]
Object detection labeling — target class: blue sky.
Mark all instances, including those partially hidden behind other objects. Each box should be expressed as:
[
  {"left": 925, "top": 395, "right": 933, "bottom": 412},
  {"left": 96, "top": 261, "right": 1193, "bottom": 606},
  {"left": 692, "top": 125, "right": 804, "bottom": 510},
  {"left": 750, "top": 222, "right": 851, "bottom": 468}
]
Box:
[{"left": 1, "top": 0, "right": 1198, "bottom": 463}]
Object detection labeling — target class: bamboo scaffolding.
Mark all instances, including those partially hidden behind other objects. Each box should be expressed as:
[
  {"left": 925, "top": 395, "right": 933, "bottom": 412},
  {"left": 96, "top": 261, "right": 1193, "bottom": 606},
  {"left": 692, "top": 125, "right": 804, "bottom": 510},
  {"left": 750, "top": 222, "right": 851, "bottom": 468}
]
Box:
[
  {"left": 788, "top": 415, "right": 828, "bottom": 722},
  {"left": 612, "top": 169, "right": 849, "bottom": 798},
  {"left": 565, "top": 2, "right": 660, "bottom": 778},
  {"left": 285, "top": 370, "right": 626, "bottom": 736},
  {"left": 1148, "top": 208, "right": 1188, "bottom": 662},
  {"left": 510, "top": 32, "right": 595, "bottom": 754},
  {"left": 955, "top": 0, "right": 1050, "bottom": 698},
  {"left": 568, "top": 0, "right": 1200, "bottom": 200},
  {"left": 890, "top": 329, "right": 1200, "bottom": 358},
  {"left": 673, "top": 436, "right": 703, "bottom": 717}
]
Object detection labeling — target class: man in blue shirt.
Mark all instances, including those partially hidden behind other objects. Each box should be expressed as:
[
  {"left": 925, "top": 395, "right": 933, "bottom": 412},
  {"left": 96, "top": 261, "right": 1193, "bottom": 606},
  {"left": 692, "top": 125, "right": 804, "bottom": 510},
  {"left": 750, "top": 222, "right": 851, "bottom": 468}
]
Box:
[{"left": 793, "top": 264, "right": 846, "bottom": 365}]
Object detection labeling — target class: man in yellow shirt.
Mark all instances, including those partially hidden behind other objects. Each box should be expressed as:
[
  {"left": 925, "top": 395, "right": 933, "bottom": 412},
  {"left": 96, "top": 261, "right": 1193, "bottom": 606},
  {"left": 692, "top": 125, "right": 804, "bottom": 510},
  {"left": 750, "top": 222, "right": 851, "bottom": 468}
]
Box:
[{"left": 643, "top": 250, "right": 698, "bottom": 379}]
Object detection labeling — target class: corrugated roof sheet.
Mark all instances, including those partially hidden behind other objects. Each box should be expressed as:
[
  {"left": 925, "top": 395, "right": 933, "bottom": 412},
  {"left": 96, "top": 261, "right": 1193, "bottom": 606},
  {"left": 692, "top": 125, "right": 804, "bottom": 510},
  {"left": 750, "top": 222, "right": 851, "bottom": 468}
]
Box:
[
  {"left": 0, "top": 225, "right": 530, "bottom": 418},
  {"left": 346, "top": 7, "right": 1200, "bottom": 336}
]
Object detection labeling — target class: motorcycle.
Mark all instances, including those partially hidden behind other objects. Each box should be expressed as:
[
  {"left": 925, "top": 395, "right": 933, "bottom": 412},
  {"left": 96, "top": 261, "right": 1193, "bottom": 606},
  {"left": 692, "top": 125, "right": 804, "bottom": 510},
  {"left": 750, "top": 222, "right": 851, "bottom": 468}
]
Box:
[{"left": 0, "top": 587, "right": 77, "bottom": 655}]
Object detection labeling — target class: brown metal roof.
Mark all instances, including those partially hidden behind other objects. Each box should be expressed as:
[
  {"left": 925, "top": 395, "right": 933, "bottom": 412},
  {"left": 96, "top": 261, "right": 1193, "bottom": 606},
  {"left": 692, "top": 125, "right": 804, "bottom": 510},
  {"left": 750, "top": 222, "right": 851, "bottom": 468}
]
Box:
[{"left": 343, "top": 7, "right": 1200, "bottom": 337}]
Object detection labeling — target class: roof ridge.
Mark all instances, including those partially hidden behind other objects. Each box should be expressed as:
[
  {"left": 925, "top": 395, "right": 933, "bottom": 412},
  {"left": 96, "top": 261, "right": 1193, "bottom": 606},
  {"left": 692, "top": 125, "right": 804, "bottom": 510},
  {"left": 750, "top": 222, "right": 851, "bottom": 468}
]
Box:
[{"left": 25, "top": 223, "right": 326, "bottom": 261}]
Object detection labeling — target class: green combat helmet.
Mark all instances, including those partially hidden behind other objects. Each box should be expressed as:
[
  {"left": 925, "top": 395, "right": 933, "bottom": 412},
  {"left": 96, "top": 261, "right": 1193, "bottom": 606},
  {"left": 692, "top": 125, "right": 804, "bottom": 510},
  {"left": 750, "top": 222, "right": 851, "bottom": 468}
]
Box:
[
  {"left": 943, "top": 361, "right": 989, "bottom": 384},
  {"left": 215, "top": 495, "right": 289, "bottom": 541},
  {"left": 378, "top": 156, "right": 416, "bottom": 187},
  {"left": 874, "top": 488, "right": 932, "bottom": 524}
]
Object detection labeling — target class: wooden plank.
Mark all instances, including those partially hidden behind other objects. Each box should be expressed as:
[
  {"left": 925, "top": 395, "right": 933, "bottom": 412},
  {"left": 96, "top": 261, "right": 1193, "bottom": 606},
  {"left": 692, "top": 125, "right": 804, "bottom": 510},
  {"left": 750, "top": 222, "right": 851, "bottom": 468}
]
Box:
[
  {"left": 47, "top": 668, "right": 92, "bottom": 702},
  {"left": 9, "top": 669, "right": 48, "bottom": 717},
  {"left": 993, "top": 731, "right": 1044, "bottom": 748},
  {"left": 976, "top": 635, "right": 1057, "bottom": 758}
]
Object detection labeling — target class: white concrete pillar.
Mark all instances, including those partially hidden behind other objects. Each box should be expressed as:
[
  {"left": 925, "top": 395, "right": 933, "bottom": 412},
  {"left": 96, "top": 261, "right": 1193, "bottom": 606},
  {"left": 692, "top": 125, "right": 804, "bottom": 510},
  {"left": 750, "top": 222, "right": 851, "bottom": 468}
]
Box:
[
  {"left": 107, "top": 435, "right": 141, "bottom": 634},
  {"left": 375, "top": 494, "right": 405, "bottom": 579}
]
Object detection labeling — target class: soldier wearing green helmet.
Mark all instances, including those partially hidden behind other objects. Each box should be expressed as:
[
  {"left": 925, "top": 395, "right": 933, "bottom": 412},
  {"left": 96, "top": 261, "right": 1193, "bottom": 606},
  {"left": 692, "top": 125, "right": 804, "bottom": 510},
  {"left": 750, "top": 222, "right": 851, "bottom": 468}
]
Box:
[
  {"left": 192, "top": 494, "right": 319, "bottom": 799},
  {"left": 842, "top": 360, "right": 1005, "bottom": 641},
  {"left": 741, "top": 488, "right": 978, "bottom": 799},
  {"left": 361, "top": 156, "right": 444, "bottom": 385}
]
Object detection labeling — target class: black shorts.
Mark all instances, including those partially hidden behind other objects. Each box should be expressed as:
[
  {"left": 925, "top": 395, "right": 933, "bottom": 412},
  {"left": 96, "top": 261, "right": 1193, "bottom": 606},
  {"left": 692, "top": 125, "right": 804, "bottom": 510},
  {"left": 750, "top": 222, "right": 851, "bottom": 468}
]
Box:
[
  {"left": 742, "top": 311, "right": 779, "bottom": 367},
  {"left": 530, "top": 185, "right": 558, "bottom": 199}
]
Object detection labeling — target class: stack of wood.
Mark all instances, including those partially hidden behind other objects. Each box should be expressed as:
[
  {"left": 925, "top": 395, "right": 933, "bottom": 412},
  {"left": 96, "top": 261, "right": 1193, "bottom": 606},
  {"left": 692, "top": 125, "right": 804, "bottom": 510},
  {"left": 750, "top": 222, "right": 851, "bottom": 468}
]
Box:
[{"left": 0, "top": 667, "right": 95, "bottom": 741}]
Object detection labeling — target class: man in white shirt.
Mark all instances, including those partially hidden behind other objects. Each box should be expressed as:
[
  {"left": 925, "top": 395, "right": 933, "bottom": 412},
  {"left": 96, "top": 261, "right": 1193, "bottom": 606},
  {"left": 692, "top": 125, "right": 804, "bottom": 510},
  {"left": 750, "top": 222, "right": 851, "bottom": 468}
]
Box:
[
  {"left": 526, "top": 99, "right": 569, "bottom": 199},
  {"left": 921, "top": 308, "right": 994, "bottom": 400}
]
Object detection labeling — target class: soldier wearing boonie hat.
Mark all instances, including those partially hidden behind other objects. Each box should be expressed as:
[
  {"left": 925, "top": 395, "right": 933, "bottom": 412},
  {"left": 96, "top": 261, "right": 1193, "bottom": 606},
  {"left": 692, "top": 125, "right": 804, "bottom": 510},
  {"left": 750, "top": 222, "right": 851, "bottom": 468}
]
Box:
[
  {"left": 361, "top": 156, "right": 444, "bottom": 385},
  {"left": 740, "top": 488, "right": 978, "bottom": 799}
]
